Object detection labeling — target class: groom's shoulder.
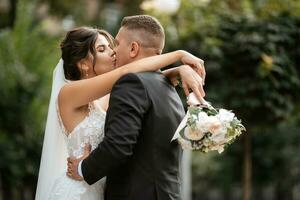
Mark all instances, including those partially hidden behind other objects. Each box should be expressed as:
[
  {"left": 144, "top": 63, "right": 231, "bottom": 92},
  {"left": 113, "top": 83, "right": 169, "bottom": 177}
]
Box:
[
  {"left": 114, "top": 73, "right": 143, "bottom": 86},
  {"left": 115, "top": 72, "right": 161, "bottom": 84},
  {"left": 113, "top": 72, "right": 167, "bottom": 92},
  {"left": 135, "top": 71, "right": 166, "bottom": 82},
  {"left": 112, "top": 73, "right": 144, "bottom": 90}
]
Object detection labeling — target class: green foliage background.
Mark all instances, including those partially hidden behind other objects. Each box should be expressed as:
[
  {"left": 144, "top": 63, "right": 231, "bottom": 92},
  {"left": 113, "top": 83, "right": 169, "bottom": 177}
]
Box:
[
  {"left": 152, "top": 1, "right": 300, "bottom": 199},
  {"left": 0, "top": 0, "right": 300, "bottom": 199}
]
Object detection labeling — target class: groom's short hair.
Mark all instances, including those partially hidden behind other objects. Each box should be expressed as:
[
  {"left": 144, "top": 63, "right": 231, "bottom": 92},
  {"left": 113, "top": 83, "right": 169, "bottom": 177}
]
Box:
[{"left": 121, "top": 15, "right": 165, "bottom": 54}]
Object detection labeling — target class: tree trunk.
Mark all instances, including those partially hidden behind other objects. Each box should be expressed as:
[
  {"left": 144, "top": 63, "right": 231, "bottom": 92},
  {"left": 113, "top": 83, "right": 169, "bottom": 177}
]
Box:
[
  {"left": 243, "top": 131, "right": 252, "bottom": 200},
  {"left": 9, "top": 0, "right": 17, "bottom": 27}
]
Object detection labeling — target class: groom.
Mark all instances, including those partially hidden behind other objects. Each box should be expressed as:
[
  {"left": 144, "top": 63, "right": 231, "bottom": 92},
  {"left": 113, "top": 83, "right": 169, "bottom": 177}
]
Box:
[{"left": 67, "top": 15, "right": 203, "bottom": 200}]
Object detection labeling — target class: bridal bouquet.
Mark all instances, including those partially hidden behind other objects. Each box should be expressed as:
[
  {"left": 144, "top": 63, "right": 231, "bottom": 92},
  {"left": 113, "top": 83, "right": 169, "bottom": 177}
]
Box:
[{"left": 172, "top": 93, "right": 245, "bottom": 153}]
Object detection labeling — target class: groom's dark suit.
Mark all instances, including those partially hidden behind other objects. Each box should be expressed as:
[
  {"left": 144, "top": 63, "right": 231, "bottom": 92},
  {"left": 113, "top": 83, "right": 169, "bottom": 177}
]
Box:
[{"left": 82, "top": 72, "right": 185, "bottom": 200}]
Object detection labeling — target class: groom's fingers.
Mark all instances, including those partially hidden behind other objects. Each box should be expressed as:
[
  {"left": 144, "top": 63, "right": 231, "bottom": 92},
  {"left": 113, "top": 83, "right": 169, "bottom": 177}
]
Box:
[
  {"left": 67, "top": 156, "right": 76, "bottom": 164},
  {"left": 191, "top": 84, "right": 203, "bottom": 101},
  {"left": 192, "top": 59, "right": 205, "bottom": 84},
  {"left": 170, "top": 77, "right": 179, "bottom": 86},
  {"left": 187, "top": 73, "right": 204, "bottom": 99},
  {"left": 196, "top": 61, "right": 205, "bottom": 85},
  {"left": 193, "top": 74, "right": 205, "bottom": 98},
  {"left": 67, "top": 167, "right": 72, "bottom": 173},
  {"left": 198, "top": 85, "right": 205, "bottom": 99},
  {"left": 79, "top": 143, "right": 92, "bottom": 160},
  {"left": 183, "top": 78, "right": 205, "bottom": 101},
  {"left": 84, "top": 144, "right": 91, "bottom": 155},
  {"left": 66, "top": 172, "right": 71, "bottom": 177},
  {"left": 182, "top": 81, "right": 190, "bottom": 97},
  {"left": 67, "top": 163, "right": 72, "bottom": 171}
]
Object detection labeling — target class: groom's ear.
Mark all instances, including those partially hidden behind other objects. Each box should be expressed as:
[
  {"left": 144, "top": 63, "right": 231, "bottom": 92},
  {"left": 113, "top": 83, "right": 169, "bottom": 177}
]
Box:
[{"left": 129, "top": 41, "right": 140, "bottom": 58}]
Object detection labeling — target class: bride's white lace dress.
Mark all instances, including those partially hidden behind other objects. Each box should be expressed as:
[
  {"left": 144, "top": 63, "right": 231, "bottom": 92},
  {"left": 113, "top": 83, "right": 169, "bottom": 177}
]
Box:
[{"left": 48, "top": 101, "right": 106, "bottom": 200}]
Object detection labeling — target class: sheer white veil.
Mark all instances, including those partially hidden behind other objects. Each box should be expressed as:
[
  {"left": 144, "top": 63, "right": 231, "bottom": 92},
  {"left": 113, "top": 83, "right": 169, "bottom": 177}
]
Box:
[{"left": 35, "top": 59, "right": 68, "bottom": 200}]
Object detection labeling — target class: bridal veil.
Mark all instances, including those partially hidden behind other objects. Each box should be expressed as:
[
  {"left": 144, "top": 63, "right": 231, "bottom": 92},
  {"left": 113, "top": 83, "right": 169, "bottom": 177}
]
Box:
[{"left": 35, "top": 59, "right": 68, "bottom": 200}]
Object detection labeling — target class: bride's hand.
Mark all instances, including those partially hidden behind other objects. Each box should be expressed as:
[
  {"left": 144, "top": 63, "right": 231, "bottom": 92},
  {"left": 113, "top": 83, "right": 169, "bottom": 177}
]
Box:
[
  {"left": 66, "top": 144, "right": 91, "bottom": 181},
  {"left": 180, "top": 51, "right": 206, "bottom": 84}
]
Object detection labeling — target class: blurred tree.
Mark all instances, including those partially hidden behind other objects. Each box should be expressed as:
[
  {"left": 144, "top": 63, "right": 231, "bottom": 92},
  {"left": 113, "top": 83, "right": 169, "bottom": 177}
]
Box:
[
  {"left": 201, "top": 13, "right": 300, "bottom": 200},
  {"left": 0, "top": 0, "right": 17, "bottom": 28},
  {"left": 0, "top": 0, "right": 60, "bottom": 199},
  {"left": 35, "top": 0, "right": 144, "bottom": 34},
  {"left": 1, "top": 0, "right": 300, "bottom": 199},
  {"left": 144, "top": 0, "right": 300, "bottom": 199}
]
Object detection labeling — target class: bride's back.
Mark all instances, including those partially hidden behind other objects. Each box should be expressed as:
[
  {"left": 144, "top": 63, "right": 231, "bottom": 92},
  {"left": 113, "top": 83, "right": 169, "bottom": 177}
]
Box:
[{"left": 57, "top": 101, "right": 106, "bottom": 157}]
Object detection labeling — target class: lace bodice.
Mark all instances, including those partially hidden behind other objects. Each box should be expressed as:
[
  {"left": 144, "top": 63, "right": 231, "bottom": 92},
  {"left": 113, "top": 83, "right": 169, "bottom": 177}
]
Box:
[
  {"left": 49, "top": 100, "right": 106, "bottom": 200},
  {"left": 57, "top": 101, "right": 106, "bottom": 158}
]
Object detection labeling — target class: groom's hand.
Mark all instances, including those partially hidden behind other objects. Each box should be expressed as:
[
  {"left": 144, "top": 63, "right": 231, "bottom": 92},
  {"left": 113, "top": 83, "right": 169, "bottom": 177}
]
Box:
[
  {"left": 180, "top": 51, "right": 206, "bottom": 84},
  {"left": 66, "top": 144, "right": 91, "bottom": 181},
  {"left": 178, "top": 65, "right": 205, "bottom": 102}
]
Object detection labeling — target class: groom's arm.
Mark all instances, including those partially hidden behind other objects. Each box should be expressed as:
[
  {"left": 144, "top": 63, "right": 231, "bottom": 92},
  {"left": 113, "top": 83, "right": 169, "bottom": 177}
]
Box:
[{"left": 81, "top": 73, "right": 150, "bottom": 185}]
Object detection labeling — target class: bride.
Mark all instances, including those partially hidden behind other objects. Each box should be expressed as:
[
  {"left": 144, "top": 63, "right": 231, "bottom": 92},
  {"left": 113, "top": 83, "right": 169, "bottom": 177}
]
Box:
[{"left": 35, "top": 26, "right": 205, "bottom": 200}]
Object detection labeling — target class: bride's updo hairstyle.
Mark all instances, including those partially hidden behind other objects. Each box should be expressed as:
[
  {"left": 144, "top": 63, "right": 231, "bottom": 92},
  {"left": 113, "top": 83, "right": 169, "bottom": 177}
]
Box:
[{"left": 60, "top": 27, "right": 115, "bottom": 80}]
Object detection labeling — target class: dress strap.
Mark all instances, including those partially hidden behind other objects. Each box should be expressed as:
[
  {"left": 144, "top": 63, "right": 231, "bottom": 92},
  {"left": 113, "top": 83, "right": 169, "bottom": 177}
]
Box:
[
  {"left": 55, "top": 101, "right": 68, "bottom": 136},
  {"left": 56, "top": 101, "right": 95, "bottom": 136}
]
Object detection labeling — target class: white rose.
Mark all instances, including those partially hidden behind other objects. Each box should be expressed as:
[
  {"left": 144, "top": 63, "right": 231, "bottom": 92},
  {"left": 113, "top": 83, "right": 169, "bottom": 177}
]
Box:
[
  {"left": 207, "top": 117, "right": 222, "bottom": 133},
  {"left": 196, "top": 112, "right": 210, "bottom": 132},
  {"left": 184, "top": 126, "right": 205, "bottom": 141},
  {"left": 209, "top": 126, "right": 227, "bottom": 144},
  {"left": 218, "top": 109, "right": 234, "bottom": 122},
  {"left": 197, "top": 112, "right": 209, "bottom": 122},
  {"left": 213, "top": 126, "right": 227, "bottom": 136},
  {"left": 216, "top": 109, "right": 235, "bottom": 128},
  {"left": 210, "top": 133, "right": 226, "bottom": 143}
]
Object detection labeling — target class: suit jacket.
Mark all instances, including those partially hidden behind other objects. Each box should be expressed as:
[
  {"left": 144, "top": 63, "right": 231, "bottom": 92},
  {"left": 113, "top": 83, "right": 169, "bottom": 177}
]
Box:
[{"left": 82, "top": 72, "right": 185, "bottom": 200}]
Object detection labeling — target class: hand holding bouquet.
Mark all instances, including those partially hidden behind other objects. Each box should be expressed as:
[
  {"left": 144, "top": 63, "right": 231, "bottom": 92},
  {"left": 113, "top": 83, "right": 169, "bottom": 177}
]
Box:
[{"left": 172, "top": 93, "right": 245, "bottom": 153}]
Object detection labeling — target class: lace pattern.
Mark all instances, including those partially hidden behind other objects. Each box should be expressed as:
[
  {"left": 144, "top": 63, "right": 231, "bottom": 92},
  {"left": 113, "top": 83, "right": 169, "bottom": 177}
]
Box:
[
  {"left": 48, "top": 173, "right": 105, "bottom": 200},
  {"left": 50, "top": 100, "right": 106, "bottom": 200},
  {"left": 56, "top": 101, "right": 106, "bottom": 157}
]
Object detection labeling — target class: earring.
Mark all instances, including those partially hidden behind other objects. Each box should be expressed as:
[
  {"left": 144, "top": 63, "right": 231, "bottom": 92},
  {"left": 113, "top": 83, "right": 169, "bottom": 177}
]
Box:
[{"left": 85, "top": 70, "right": 88, "bottom": 78}]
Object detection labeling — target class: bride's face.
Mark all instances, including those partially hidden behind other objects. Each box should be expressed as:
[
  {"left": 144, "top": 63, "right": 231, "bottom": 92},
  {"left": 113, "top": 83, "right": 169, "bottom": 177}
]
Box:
[{"left": 86, "top": 34, "right": 116, "bottom": 77}]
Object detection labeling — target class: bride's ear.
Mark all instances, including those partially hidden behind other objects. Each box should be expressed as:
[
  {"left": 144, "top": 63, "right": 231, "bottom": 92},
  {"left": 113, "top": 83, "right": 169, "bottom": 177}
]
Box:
[{"left": 129, "top": 41, "right": 140, "bottom": 58}]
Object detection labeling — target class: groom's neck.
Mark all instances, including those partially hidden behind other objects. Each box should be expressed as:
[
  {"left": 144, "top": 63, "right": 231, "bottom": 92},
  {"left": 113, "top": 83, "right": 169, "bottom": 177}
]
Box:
[
  {"left": 133, "top": 52, "right": 162, "bottom": 73},
  {"left": 133, "top": 52, "right": 160, "bottom": 63},
  {"left": 135, "top": 46, "right": 161, "bottom": 60}
]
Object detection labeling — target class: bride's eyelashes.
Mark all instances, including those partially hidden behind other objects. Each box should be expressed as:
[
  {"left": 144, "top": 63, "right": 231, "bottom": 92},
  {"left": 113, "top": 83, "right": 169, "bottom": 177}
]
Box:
[
  {"left": 96, "top": 45, "right": 111, "bottom": 53},
  {"left": 96, "top": 46, "right": 105, "bottom": 53}
]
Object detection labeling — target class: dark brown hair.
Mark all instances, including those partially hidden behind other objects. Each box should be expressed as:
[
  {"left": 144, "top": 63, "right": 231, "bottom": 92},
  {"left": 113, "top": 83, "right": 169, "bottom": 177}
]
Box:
[
  {"left": 121, "top": 15, "right": 165, "bottom": 52},
  {"left": 60, "top": 27, "right": 115, "bottom": 80}
]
